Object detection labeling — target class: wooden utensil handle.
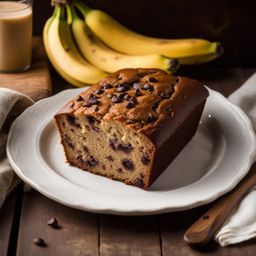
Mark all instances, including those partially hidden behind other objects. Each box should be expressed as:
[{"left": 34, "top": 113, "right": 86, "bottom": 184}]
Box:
[{"left": 184, "top": 162, "right": 256, "bottom": 245}]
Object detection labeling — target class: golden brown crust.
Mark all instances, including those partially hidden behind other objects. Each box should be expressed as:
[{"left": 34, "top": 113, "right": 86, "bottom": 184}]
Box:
[{"left": 55, "top": 68, "right": 208, "bottom": 136}]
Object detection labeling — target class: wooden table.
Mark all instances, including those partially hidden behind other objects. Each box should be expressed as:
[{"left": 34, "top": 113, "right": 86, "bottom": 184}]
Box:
[{"left": 1, "top": 66, "right": 256, "bottom": 256}]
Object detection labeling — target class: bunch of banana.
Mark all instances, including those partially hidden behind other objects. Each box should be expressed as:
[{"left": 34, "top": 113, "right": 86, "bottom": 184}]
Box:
[
  {"left": 44, "top": 1, "right": 223, "bottom": 87},
  {"left": 74, "top": 0, "right": 223, "bottom": 65},
  {"left": 43, "top": 5, "right": 107, "bottom": 86},
  {"left": 44, "top": 3, "right": 179, "bottom": 87}
]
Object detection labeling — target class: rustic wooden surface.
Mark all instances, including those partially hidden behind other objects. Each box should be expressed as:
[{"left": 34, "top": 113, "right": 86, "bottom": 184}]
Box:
[
  {"left": 0, "top": 37, "right": 51, "bottom": 101},
  {"left": 0, "top": 66, "right": 256, "bottom": 256}
]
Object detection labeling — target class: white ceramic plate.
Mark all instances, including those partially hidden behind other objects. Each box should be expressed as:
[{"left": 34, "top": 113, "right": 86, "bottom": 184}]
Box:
[{"left": 7, "top": 87, "right": 256, "bottom": 215}]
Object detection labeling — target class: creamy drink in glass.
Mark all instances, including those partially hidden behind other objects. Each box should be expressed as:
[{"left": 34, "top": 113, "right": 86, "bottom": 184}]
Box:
[{"left": 0, "top": 0, "right": 32, "bottom": 72}]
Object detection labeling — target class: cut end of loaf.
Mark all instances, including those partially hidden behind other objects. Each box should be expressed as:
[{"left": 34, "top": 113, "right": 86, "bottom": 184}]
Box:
[{"left": 55, "top": 112, "right": 156, "bottom": 189}]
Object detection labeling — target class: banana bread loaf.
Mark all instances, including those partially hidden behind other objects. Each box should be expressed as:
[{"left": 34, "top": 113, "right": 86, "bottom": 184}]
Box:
[{"left": 54, "top": 68, "right": 209, "bottom": 189}]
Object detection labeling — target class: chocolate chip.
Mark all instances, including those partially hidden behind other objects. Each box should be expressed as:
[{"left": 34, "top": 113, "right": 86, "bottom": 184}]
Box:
[
  {"left": 33, "top": 238, "right": 46, "bottom": 247},
  {"left": 118, "top": 143, "right": 133, "bottom": 153},
  {"left": 87, "top": 156, "right": 99, "bottom": 167},
  {"left": 107, "top": 155, "right": 113, "bottom": 161},
  {"left": 66, "top": 114, "right": 75, "bottom": 124},
  {"left": 124, "top": 94, "right": 133, "bottom": 101},
  {"left": 133, "top": 83, "right": 141, "bottom": 89},
  {"left": 47, "top": 218, "right": 59, "bottom": 229},
  {"left": 95, "top": 88, "right": 104, "bottom": 95},
  {"left": 134, "top": 178, "right": 144, "bottom": 188},
  {"left": 122, "top": 159, "right": 135, "bottom": 170},
  {"left": 148, "top": 77, "right": 157, "bottom": 82},
  {"left": 141, "top": 155, "right": 150, "bottom": 165},
  {"left": 76, "top": 95, "right": 83, "bottom": 101},
  {"left": 143, "top": 84, "right": 154, "bottom": 91},
  {"left": 83, "top": 145, "right": 89, "bottom": 152},
  {"left": 107, "top": 93, "right": 113, "bottom": 99},
  {"left": 117, "top": 92, "right": 126, "bottom": 99},
  {"left": 103, "top": 84, "right": 113, "bottom": 89},
  {"left": 117, "top": 86, "right": 127, "bottom": 92},
  {"left": 86, "top": 115, "right": 96, "bottom": 126},
  {"left": 117, "top": 168, "right": 123, "bottom": 173},
  {"left": 126, "top": 101, "right": 135, "bottom": 109},
  {"left": 112, "top": 95, "right": 122, "bottom": 103},
  {"left": 110, "top": 139, "right": 133, "bottom": 153},
  {"left": 135, "top": 89, "right": 142, "bottom": 96},
  {"left": 84, "top": 94, "right": 99, "bottom": 107}
]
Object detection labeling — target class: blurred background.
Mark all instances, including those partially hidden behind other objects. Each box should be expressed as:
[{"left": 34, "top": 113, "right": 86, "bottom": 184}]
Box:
[{"left": 34, "top": 0, "right": 256, "bottom": 67}]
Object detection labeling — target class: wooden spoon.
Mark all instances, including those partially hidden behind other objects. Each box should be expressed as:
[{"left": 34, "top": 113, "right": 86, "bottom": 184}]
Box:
[{"left": 184, "top": 162, "right": 256, "bottom": 245}]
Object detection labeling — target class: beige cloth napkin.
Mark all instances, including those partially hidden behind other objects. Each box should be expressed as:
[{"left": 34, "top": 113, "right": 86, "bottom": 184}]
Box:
[
  {"left": 215, "top": 73, "right": 256, "bottom": 246},
  {"left": 0, "top": 88, "right": 33, "bottom": 208}
]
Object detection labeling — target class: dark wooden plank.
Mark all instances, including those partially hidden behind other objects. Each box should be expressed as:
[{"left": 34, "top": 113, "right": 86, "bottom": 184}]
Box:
[
  {"left": 99, "top": 215, "right": 161, "bottom": 256},
  {"left": 0, "top": 191, "right": 17, "bottom": 256},
  {"left": 16, "top": 190, "right": 98, "bottom": 256}
]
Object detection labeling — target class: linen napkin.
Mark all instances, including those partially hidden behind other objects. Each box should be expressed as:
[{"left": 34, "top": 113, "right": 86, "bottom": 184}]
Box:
[
  {"left": 215, "top": 73, "right": 256, "bottom": 246},
  {"left": 0, "top": 88, "right": 33, "bottom": 208}
]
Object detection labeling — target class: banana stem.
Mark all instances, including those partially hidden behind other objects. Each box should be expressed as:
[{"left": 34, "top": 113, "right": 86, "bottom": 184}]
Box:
[{"left": 74, "top": 0, "right": 91, "bottom": 17}]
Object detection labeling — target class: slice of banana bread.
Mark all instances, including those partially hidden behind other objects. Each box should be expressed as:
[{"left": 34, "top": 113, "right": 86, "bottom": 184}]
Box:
[{"left": 54, "top": 68, "right": 208, "bottom": 189}]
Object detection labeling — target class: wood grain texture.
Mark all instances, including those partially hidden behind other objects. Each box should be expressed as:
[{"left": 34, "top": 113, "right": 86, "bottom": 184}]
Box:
[
  {"left": 16, "top": 190, "right": 98, "bottom": 256},
  {"left": 99, "top": 215, "right": 161, "bottom": 256},
  {"left": 0, "top": 37, "right": 51, "bottom": 101},
  {"left": 0, "top": 191, "right": 17, "bottom": 256}
]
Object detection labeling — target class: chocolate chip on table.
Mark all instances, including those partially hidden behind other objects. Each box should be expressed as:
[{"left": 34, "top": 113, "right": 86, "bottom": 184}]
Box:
[
  {"left": 148, "top": 77, "right": 157, "bottom": 82},
  {"left": 141, "top": 155, "right": 150, "bottom": 165},
  {"left": 47, "top": 217, "right": 59, "bottom": 229},
  {"left": 133, "top": 83, "right": 141, "bottom": 89},
  {"left": 33, "top": 238, "right": 47, "bottom": 247},
  {"left": 134, "top": 178, "right": 144, "bottom": 188},
  {"left": 112, "top": 95, "right": 122, "bottom": 103},
  {"left": 135, "top": 89, "right": 142, "bottom": 96},
  {"left": 143, "top": 84, "right": 154, "bottom": 91},
  {"left": 95, "top": 88, "right": 104, "bottom": 95},
  {"left": 126, "top": 101, "right": 135, "bottom": 109},
  {"left": 122, "top": 159, "right": 135, "bottom": 170}
]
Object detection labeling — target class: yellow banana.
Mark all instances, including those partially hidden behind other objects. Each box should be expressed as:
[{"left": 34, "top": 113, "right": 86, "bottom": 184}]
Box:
[
  {"left": 178, "top": 51, "right": 222, "bottom": 65},
  {"left": 74, "top": 0, "right": 221, "bottom": 59},
  {"left": 43, "top": 16, "right": 85, "bottom": 87},
  {"left": 68, "top": 5, "right": 179, "bottom": 74},
  {"left": 43, "top": 5, "right": 107, "bottom": 86}
]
